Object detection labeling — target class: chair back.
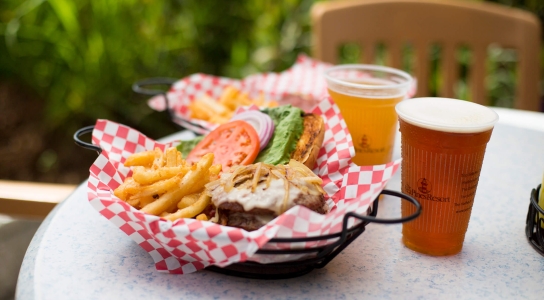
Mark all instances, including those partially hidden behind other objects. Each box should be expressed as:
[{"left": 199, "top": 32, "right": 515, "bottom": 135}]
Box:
[{"left": 311, "top": 0, "right": 541, "bottom": 111}]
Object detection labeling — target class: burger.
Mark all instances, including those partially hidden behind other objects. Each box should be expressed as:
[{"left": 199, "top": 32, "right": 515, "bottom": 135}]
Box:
[
  {"left": 177, "top": 104, "right": 328, "bottom": 230},
  {"left": 255, "top": 105, "right": 325, "bottom": 169},
  {"left": 205, "top": 160, "right": 328, "bottom": 231}
]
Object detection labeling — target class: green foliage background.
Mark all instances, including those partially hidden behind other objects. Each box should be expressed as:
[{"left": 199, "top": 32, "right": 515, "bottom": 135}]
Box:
[
  {"left": 0, "top": 0, "right": 542, "bottom": 183},
  {"left": 0, "top": 0, "right": 315, "bottom": 135}
]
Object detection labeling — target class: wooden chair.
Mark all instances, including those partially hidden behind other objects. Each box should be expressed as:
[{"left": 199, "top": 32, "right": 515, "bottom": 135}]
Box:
[
  {"left": 0, "top": 180, "right": 77, "bottom": 219},
  {"left": 311, "top": 0, "right": 542, "bottom": 111}
]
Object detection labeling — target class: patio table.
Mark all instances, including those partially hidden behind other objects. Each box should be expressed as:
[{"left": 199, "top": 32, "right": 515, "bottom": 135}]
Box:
[{"left": 16, "top": 107, "right": 544, "bottom": 299}]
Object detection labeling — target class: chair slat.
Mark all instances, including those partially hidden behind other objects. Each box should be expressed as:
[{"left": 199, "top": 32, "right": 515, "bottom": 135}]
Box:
[
  {"left": 415, "top": 40, "right": 430, "bottom": 97},
  {"left": 440, "top": 43, "right": 458, "bottom": 98},
  {"left": 470, "top": 44, "right": 488, "bottom": 106},
  {"left": 363, "top": 42, "right": 376, "bottom": 64},
  {"left": 387, "top": 41, "right": 403, "bottom": 70},
  {"left": 516, "top": 30, "right": 541, "bottom": 110}
]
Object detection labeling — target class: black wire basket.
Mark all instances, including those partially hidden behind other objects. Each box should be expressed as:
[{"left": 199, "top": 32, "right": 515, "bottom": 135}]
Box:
[
  {"left": 525, "top": 184, "right": 544, "bottom": 257},
  {"left": 132, "top": 78, "right": 211, "bottom": 134},
  {"left": 74, "top": 126, "right": 422, "bottom": 279}
]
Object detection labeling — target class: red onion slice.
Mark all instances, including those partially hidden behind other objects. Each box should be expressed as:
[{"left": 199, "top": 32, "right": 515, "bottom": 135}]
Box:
[{"left": 231, "top": 111, "right": 275, "bottom": 150}]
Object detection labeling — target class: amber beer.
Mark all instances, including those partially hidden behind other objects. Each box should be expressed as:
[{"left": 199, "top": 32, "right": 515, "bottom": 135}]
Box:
[
  {"left": 396, "top": 98, "right": 499, "bottom": 256},
  {"left": 325, "top": 65, "right": 412, "bottom": 166}
]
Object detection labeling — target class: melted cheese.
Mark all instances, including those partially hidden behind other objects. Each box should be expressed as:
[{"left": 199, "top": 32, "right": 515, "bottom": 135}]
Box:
[
  {"left": 210, "top": 178, "right": 302, "bottom": 215},
  {"left": 205, "top": 160, "right": 325, "bottom": 217}
]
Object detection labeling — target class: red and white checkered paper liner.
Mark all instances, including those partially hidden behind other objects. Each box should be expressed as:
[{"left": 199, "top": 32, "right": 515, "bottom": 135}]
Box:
[
  {"left": 147, "top": 55, "right": 329, "bottom": 134},
  {"left": 147, "top": 55, "right": 416, "bottom": 135},
  {"left": 88, "top": 97, "right": 400, "bottom": 274}
]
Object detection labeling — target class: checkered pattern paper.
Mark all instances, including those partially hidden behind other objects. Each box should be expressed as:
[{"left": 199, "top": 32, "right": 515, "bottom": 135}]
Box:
[
  {"left": 147, "top": 55, "right": 332, "bottom": 134},
  {"left": 147, "top": 55, "right": 416, "bottom": 135},
  {"left": 87, "top": 94, "right": 400, "bottom": 274}
]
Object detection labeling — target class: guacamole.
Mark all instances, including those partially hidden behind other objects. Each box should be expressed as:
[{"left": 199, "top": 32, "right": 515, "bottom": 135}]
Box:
[{"left": 254, "top": 105, "right": 303, "bottom": 165}]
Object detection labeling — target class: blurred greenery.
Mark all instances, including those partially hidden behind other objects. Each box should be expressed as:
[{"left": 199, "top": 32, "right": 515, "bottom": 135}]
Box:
[
  {"left": 0, "top": 0, "right": 542, "bottom": 183},
  {"left": 0, "top": 0, "right": 317, "bottom": 182},
  {"left": 0, "top": 0, "right": 315, "bottom": 137}
]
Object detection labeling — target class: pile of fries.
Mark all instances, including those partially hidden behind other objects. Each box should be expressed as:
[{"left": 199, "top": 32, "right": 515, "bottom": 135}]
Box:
[
  {"left": 113, "top": 147, "right": 221, "bottom": 222},
  {"left": 189, "top": 86, "right": 278, "bottom": 124}
]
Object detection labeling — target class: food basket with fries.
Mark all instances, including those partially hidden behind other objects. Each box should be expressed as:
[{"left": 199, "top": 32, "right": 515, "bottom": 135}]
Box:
[
  {"left": 132, "top": 55, "right": 332, "bottom": 135},
  {"left": 75, "top": 95, "right": 421, "bottom": 279}
]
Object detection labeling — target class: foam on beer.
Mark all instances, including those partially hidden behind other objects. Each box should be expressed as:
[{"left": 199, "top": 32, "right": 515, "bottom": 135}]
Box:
[{"left": 395, "top": 98, "right": 499, "bottom": 133}]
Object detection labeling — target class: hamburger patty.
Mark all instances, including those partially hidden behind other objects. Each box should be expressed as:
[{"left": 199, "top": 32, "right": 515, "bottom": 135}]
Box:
[
  {"left": 218, "top": 211, "right": 271, "bottom": 231},
  {"left": 217, "top": 192, "right": 327, "bottom": 231},
  {"left": 217, "top": 192, "right": 326, "bottom": 214},
  {"left": 205, "top": 160, "right": 328, "bottom": 231}
]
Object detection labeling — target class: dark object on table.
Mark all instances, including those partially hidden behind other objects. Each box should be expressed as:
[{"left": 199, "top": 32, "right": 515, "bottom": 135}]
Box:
[{"left": 525, "top": 184, "right": 544, "bottom": 256}]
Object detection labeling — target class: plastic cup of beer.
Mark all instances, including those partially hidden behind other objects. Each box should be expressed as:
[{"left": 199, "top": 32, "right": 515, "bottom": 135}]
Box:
[
  {"left": 396, "top": 98, "right": 499, "bottom": 256},
  {"left": 324, "top": 65, "right": 413, "bottom": 166}
]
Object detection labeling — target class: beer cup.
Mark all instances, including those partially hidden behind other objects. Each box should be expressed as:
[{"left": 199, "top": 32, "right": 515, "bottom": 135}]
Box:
[
  {"left": 324, "top": 65, "right": 412, "bottom": 166},
  {"left": 396, "top": 98, "right": 499, "bottom": 256}
]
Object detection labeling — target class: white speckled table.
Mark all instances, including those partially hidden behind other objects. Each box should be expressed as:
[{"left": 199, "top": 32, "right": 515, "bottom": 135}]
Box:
[{"left": 16, "top": 108, "right": 544, "bottom": 299}]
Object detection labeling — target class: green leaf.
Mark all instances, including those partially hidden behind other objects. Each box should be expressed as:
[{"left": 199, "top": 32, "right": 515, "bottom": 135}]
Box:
[{"left": 47, "top": 0, "right": 80, "bottom": 37}]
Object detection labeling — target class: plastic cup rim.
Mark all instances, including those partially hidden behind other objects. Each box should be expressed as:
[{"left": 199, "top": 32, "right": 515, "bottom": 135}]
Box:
[
  {"left": 396, "top": 97, "right": 500, "bottom": 133},
  {"left": 324, "top": 64, "right": 413, "bottom": 90}
]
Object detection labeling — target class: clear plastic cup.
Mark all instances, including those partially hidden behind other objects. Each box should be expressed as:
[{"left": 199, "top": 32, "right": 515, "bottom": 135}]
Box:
[{"left": 324, "top": 65, "right": 413, "bottom": 166}]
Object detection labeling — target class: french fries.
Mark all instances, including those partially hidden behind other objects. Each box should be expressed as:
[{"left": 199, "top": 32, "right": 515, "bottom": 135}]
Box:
[
  {"left": 132, "top": 166, "right": 189, "bottom": 185},
  {"left": 141, "top": 153, "right": 214, "bottom": 215},
  {"left": 123, "top": 150, "right": 157, "bottom": 167},
  {"left": 113, "top": 177, "right": 140, "bottom": 200},
  {"left": 189, "top": 86, "right": 278, "bottom": 124},
  {"left": 196, "top": 214, "right": 208, "bottom": 221},
  {"left": 113, "top": 147, "right": 221, "bottom": 222},
  {"left": 162, "top": 193, "right": 211, "bottom": 221},
  {"left": 177, "top": 193, "right": 200, "bottom": 209}
]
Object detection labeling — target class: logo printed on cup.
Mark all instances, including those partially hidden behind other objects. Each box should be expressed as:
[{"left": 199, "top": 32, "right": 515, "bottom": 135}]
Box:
[
  {"left": 404, "top": 180, "right": 450, "bottom": 203},
  {"left": 360, "top": 134, "right": 371, "bottom": 149},
  {"left": 355, "top": 134, "right": 385, "bottom": 154},
  {"left": 417, "top": 178, "right": 432, "bottom": 194}
]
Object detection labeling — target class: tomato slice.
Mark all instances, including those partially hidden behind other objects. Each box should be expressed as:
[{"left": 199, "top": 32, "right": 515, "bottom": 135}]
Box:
[{"left": 186, "top": 120, "right": 260, "bottom": 171}]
